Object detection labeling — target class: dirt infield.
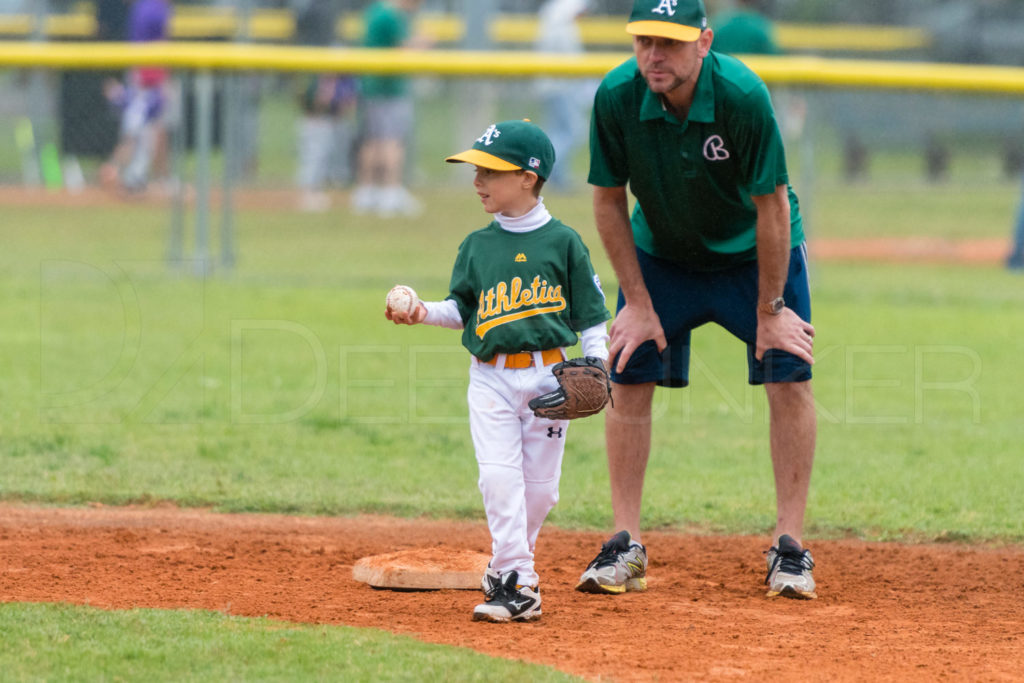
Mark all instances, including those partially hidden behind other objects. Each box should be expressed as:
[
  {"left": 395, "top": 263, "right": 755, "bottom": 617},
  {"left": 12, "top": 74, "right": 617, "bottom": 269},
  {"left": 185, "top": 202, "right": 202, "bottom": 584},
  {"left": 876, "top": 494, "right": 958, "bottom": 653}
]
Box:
[{"left": 2, "top": 505, "right": 1023, "bottom": 681}]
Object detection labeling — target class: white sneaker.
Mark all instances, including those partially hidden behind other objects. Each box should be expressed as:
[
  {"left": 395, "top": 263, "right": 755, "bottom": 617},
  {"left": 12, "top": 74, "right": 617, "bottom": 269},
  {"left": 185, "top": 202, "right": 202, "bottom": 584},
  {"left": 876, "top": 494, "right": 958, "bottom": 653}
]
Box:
[
  {"left": 765, "top": 534, "right": 817, "bottom": 599},
  {"left": 376, "top": 185, "right": 422, "bottom": 218},
  {"left": 350, "top": 185, "right": 379, "bottom": 214},
  {"left": 472, "top": 570, "right": 541, "bottom": 623}
]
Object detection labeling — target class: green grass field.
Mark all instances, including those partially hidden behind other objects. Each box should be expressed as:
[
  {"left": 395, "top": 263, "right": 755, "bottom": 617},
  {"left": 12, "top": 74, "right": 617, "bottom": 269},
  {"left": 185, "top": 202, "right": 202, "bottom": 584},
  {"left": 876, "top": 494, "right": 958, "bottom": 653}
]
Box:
[
  {"left": 2, "top": 184, "right": 1022, "bottom": 540},
  {"left": 0, "top": 603, "right": 579, "bottom": 682},
  {"left": 2, "top": 93, "right": 1024, "bottom": 678}
]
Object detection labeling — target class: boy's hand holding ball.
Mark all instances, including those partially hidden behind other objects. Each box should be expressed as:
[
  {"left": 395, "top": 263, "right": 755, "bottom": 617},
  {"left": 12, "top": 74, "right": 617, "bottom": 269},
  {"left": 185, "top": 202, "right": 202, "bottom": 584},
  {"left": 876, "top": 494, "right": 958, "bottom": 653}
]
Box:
[{"left": 385, "top": 285, "right": 425, "bottom": 324}]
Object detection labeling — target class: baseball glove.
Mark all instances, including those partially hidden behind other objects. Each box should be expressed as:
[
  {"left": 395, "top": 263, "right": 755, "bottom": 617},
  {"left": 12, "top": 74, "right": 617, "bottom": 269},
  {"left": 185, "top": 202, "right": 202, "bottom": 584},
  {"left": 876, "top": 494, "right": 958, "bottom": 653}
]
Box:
[{"left": 529, "top": 356, "right": 612, "bottom": 420}]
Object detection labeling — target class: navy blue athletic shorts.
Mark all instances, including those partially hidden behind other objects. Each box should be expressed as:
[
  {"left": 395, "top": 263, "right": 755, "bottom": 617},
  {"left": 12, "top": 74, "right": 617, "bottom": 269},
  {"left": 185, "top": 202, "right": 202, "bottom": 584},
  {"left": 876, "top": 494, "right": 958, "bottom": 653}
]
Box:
[{"left": 611, "top": 244, "right": 812, "bottom": 387}]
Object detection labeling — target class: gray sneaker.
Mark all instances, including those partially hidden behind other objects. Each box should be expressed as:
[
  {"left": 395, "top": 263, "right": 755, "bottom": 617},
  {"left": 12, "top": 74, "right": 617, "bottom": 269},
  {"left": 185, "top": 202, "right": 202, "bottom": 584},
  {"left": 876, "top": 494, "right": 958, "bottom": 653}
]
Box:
[
  {"left": 575, "top": 530, "right": 648, "bottom": 594},
  {"left": 765, "top": 534, "right": 817, "bottom": 599}
]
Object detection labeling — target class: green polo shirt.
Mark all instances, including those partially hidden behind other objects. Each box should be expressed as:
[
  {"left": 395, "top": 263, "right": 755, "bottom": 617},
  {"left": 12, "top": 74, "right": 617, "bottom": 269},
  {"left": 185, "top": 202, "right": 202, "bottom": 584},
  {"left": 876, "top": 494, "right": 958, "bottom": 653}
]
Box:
[
  {"left": 589, "top": 51, "right": 803, "bottom": 271},
  {"left": 361, "top": 1, "right": 410, "bottom": 98}
]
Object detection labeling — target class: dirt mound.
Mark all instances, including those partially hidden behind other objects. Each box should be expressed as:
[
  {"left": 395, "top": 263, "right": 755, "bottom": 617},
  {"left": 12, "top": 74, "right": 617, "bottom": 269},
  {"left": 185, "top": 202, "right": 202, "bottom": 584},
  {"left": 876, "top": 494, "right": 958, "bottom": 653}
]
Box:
[{"left": 2, "top": 504, "right": 1022, "bottom": 681}]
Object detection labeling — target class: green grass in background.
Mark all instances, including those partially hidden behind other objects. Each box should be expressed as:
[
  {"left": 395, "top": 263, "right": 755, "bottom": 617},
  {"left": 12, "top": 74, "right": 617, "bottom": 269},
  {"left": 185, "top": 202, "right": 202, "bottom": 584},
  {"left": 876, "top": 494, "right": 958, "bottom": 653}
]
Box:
[
  {"left": 0, "top": 603, "right": 580, "bottom": 682},
  {"left": 1, "top": 185, "right": 1022, "bottom": 542}
]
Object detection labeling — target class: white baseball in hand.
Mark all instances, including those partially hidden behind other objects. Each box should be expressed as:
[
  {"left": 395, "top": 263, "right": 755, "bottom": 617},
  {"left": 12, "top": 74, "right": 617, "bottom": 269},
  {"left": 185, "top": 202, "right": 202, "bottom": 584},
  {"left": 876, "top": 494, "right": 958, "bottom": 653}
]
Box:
[{"left": 386, "top": 285, "right": 419, "bottom": 317}]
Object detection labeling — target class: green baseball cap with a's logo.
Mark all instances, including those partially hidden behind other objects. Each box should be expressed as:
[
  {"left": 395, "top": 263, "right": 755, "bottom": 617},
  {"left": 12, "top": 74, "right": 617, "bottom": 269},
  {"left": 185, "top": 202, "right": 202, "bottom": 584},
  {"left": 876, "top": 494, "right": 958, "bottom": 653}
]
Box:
[
  {"left": 627, "top": 0, "right": 708, "bottom": 42},
  {"left": 445, "top": 119, "right": 555, "bottom": 180}
]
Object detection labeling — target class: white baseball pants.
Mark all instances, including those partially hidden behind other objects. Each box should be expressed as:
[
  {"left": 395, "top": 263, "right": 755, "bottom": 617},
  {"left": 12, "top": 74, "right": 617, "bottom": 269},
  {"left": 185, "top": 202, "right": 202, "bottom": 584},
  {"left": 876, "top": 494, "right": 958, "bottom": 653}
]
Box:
[{"left": 468, "top": 353, "right": 569, "bottom": 587}]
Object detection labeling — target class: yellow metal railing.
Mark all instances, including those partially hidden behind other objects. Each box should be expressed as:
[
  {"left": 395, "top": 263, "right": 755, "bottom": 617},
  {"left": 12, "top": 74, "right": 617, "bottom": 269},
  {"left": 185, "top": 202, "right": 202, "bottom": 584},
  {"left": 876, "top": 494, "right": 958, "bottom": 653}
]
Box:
[
  {"left": 0, "top": 10, "right": 931, "bottom": 52},
  {"left": 0, "top": 42, "right": 1022, "bottom": 95}
]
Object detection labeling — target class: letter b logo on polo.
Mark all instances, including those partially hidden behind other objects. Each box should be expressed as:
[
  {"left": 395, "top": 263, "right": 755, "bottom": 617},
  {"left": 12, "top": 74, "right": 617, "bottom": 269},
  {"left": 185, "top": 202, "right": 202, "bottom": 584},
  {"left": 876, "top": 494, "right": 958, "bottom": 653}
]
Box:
[
  {"left": 652, "top": 0, "right": 678, "bottom": 15},
  {"left": 703, "top": 135, "right": 730, "bottom": 161}
]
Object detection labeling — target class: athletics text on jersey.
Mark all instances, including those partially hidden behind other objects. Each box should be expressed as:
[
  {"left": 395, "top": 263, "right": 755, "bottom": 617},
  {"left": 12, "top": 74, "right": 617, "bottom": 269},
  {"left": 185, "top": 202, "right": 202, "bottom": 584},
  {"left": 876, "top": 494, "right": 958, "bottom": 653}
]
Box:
[{"left": 447, "top": 219, "right": 609, "bottom": 360}]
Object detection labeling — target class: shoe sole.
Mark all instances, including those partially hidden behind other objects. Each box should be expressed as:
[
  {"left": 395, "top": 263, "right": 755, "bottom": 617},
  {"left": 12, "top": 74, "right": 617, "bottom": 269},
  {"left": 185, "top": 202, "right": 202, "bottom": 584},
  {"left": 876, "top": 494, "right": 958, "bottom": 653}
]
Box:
[
  {"left": 766, "top": 585, "right": 817, "bottom": 600},
  {"left": 575, "top": 576, "right": 647, "bottom": 594},
  {"left": 472, "top": 610, "right": 542, "bottom": 623}
]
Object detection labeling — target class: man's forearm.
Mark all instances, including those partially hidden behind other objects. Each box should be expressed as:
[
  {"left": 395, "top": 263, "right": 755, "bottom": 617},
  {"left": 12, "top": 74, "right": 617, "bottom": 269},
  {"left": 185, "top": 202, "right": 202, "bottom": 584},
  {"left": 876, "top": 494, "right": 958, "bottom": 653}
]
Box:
[
  {"left": 754, "top": 186, "right": 792, "bottom": 312},
  {"left": 593, "top": 186, "right": 650, "bottom": 306}
]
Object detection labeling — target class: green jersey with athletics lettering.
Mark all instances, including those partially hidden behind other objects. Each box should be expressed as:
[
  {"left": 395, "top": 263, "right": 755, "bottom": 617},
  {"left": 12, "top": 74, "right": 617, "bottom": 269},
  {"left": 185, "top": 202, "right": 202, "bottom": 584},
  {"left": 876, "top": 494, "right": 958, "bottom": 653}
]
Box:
[
  {"left": 589, "top": 52, "right": 803, "bottom": 271},
  {"left": 446, "top": 219, "right": 610, "bottom": 361}
]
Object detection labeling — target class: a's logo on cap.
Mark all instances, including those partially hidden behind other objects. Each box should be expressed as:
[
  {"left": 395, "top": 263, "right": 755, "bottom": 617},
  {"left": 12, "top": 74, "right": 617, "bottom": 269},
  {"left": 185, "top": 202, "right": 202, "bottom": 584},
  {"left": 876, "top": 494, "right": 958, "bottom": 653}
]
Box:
[
  {"left": 652, "top": 0, "right": 678, "bottom": 16},
  {"left": 515, "top": 253, "right": 527, "bottom": 262},
  {"left": 477, "top": 124, "right": 501, "bottom": 146},
  {"left": 528, "top": 157, "right": 540, "bottom": 169}
]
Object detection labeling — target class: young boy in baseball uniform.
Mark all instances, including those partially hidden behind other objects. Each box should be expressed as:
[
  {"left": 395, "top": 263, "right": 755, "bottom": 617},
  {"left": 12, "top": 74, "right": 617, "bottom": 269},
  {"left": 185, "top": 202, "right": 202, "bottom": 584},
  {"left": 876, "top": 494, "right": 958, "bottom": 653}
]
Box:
[{"left": 385, "top": 119, "right": 610, "bottom": 622}]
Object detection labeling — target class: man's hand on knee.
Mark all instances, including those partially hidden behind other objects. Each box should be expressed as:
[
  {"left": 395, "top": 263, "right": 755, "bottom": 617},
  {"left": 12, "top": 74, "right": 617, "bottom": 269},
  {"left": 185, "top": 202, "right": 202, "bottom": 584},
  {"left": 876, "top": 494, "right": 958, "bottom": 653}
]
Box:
[{"left": 755, "top": 308, "right": 815, "bottom": 365}]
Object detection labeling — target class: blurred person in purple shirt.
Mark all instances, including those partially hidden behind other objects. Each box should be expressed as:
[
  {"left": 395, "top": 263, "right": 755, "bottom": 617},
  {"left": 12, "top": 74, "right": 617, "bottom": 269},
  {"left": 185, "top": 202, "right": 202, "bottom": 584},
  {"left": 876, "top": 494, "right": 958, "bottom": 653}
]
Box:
[{"left": 101, "top": 0, "right": 172, "bottom": 193}]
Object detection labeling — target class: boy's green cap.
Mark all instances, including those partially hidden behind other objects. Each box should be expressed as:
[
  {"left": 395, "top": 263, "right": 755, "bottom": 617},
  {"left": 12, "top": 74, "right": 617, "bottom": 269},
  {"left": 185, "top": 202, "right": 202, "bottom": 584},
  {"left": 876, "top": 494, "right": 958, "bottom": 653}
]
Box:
[
  {"left": 626, "top": 0, "right": 707, "bottom": 42},
  {"left": 446, "top": 119, "right": 555, "bottom": 180}
]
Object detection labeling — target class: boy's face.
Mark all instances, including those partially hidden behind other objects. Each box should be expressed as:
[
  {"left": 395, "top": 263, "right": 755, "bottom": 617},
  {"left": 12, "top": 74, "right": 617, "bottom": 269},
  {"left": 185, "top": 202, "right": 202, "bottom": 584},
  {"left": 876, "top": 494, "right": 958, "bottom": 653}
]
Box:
[{"left": 472, "top": 167, "right": 538, "bottom": 216}]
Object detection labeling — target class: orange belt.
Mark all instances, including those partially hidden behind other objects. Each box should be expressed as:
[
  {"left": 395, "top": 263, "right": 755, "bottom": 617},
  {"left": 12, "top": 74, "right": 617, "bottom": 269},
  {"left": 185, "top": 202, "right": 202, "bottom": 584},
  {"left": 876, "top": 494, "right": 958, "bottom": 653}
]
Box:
[{"left": 482, "top": 348, "right": 564, "bottom": 369}]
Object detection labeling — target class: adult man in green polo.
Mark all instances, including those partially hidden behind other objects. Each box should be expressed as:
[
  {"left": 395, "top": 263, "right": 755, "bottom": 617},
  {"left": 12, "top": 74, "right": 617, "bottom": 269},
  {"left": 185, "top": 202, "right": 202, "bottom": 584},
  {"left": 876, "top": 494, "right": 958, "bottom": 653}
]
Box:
[{"left": 575, "top": 0, "right": 819, "bottom": 599}]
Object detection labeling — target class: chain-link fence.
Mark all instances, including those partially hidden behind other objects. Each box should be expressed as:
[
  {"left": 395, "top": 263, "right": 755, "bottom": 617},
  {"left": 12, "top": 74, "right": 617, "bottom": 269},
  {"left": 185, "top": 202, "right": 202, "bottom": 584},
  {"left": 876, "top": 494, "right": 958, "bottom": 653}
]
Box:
[{"left": 1, "top": 1, "right": 1022, "bottom": 237}]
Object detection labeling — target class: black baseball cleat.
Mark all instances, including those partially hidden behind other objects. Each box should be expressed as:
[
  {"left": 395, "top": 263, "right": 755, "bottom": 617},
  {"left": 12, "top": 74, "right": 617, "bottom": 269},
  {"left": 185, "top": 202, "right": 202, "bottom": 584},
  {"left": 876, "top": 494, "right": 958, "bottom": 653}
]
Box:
[{"left": 472, "top": 570, "right": 541, "bottom": 623}]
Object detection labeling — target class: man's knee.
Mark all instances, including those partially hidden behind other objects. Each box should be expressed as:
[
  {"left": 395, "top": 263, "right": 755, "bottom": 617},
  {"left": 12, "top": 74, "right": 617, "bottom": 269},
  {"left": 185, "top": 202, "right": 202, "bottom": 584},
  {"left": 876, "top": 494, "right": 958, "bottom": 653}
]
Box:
[
  {"left": 608, "top": 381, "right": 656, "bottom": 417},
  {"left": 765, "top": 380, "right": 815, "bottom": 413}
]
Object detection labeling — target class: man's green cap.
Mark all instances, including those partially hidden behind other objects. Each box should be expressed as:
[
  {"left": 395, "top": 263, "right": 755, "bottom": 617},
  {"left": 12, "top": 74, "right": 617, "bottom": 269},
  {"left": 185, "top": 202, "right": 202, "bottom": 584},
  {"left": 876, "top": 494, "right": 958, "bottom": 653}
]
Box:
[
  {"left": 627, "top": 0, "right": 708, "bottom": 42},
  {"left": 446, "top": 119, "right": 555, "bottom": 180}
]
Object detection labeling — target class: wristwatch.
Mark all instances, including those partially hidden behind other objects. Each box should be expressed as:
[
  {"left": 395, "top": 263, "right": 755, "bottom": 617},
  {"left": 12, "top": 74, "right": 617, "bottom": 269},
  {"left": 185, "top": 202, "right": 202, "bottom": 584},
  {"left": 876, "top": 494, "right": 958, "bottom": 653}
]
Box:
[{"left": 760, "top": 296, "right": 785, "bottom": 316}]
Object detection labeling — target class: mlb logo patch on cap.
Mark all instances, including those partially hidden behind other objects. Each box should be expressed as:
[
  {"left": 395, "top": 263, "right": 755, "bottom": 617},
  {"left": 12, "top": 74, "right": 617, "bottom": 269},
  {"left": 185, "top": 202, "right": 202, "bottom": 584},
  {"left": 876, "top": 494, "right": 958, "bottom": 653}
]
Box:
[{"left": 529, "top": 157, "right": 540, "bottom": 169}]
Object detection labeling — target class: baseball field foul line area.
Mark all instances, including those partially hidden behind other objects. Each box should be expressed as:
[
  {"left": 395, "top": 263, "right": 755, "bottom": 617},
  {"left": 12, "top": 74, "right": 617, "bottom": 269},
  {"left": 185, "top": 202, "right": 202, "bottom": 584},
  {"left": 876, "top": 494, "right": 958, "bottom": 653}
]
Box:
[{"left": 2, "top": 504, "right": 1022, "bottom": 681}]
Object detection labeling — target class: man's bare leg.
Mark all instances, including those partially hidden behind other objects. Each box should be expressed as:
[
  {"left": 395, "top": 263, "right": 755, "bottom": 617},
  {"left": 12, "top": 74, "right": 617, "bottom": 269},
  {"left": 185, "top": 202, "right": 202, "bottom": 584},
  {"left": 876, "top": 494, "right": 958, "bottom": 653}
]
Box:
[
  {"left": 605, "top": 381, "right": 656, "bottom": 541},
  {"left": 575, "top": 380, "right": 657, "bottom": 594},
  {"left": 765, "top": 380, "right": 817, "bottom": 547}
]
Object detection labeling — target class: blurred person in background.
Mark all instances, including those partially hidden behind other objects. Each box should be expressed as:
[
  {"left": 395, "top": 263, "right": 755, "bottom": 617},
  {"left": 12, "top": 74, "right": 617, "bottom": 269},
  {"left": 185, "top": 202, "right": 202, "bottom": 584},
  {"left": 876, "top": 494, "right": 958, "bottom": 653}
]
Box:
[
  {"left": 96, "top": 0, "right": 129, "bottom": 41},
  {"left": 711, "top": 0, "right": 780, "bottom": 56},
  {"left": 1008, "top": 182, "right": 1024, "bottom": 270},
  {"left": 351, "top": 0, "right": 427, "bottom": 217},
  {"left": 711, "top": 0, "right": 805, "bottom": 143},
  {"left": 535, "top": 0, "right": 596, "bottom": 191},
  {"left": 296, "top": 75, "right": 359, "bottom": 212},
  {"left": 100, "top": 0, "right": 172, "bottom": 194},
  {"left": 293, "top": 0, "right": 358, "bottom": 212}
]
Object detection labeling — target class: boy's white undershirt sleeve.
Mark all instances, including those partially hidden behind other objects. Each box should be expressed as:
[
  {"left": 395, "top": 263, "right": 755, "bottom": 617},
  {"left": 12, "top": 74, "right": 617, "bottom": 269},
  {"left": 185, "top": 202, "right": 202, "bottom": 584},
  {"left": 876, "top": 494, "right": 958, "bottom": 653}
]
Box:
[
  {"left": 422, "top": 300, "right": 465, "bottom": 329},
  {"left": 580, "top": 322, "right": 609, "bottom": 361}
]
